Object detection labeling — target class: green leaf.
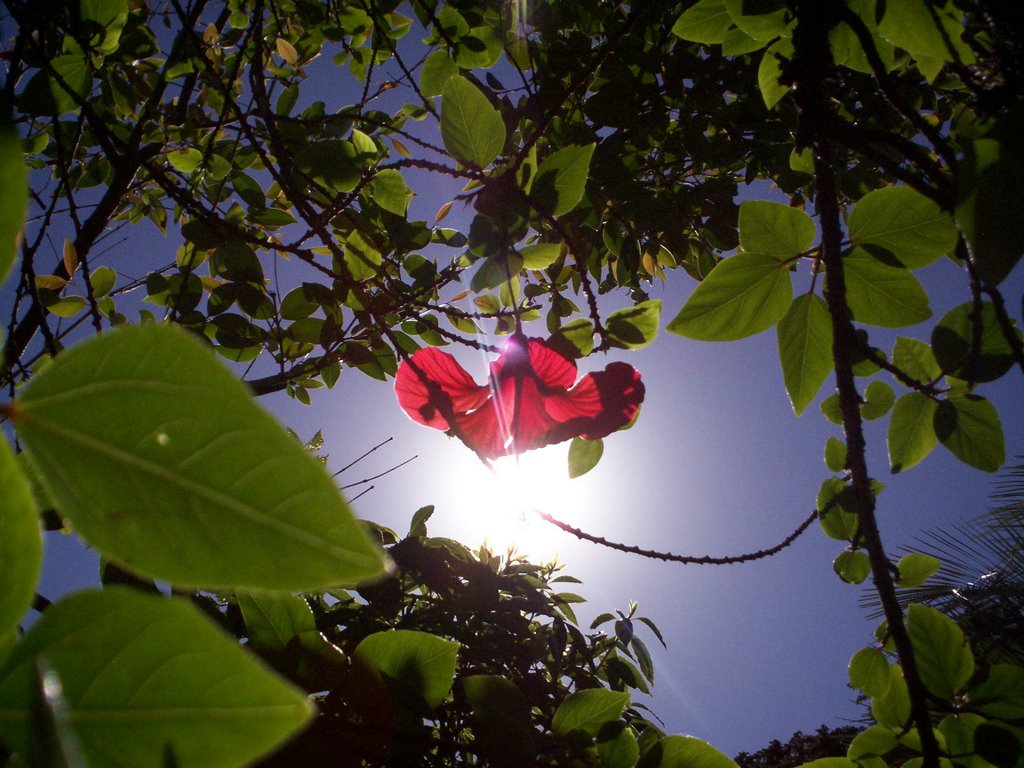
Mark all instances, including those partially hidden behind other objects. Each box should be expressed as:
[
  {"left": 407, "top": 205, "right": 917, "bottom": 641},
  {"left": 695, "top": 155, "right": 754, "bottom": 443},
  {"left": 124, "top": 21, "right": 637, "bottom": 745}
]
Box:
[
  {"left": 168, "top": 148, "right": 203, "bottom": 173},
  {"left": 471, "top": 252, "right": 524, "bottom": 292},
  {"left": 14, "top": 324, "right": 386, "bottom": 590},
  {"left": 0, "top": 439, "right": 42, "bottom": 639},
  {"left": 797, "top": 760, "right": 857, "bottom": 768},
  {"left": 825, "top": 436, "right": 847, "bottom": 472},
  {"left": 843, "top": 249, "right": 932, "bottom": 327},
  {"left": 294, "top": 140, "right": 362, "bottom": 192},
  {"left": 907, "top": 603, "right": 974, "bottom": 698},
  {"left": 532, "top": 144, "right": 596, "bottom": 217},
  {"left": 758, "top": 38, "right": 792, "bottom": 109},
  {"left": 820, "top": 393, "right": 843, "bottom": 424},
  {"left": 656, "top": 735, "right": 739, "bottom": 768},
  {"left": 46, "top": 296, "right": 87, "bottom": 318},
  {"left": 671, "top": 0, "right": 734, "bottom": 44},
  {"left": 871, "top": 664, "right": 911, "bottom": 729},
  {"left": 739, "top": 200, "right": 815, "bottom": 257},
  {"left": 0, "top": 127, "right": 28, "bottom": 287},
  {"left": 888, "top": 392, "right": 938, "bottom": 473},
  {"left": 520, "top": 243, "right": 562, "bottom": 270},
  {"left": 0, "top": 588, "right": 311, "bottom": 767},
  {"left": 849, "top": 648, "right": 891, "bottom": 698},
  {"left": 817, "top": 478, "right": 859, "bottom": 541},
  {"left": 848, "top": 725, "right": 899, "bottom": 761},
  {"left": 931, "top": 301, "right": 1019, "bottom": 383},
  {"left": 599, "top": 722, "right": 640, "bottom": 768},
  {"left": 354, "top": 630, "right": 459, "bottom": 711},
  {"left": 861, "top": 381, "right": 894, "bottom": 420},
  {"left": 777, "top": 293, "right": 833, "bottom": 415},
  {"left": 547, "top": 319, "right": 594, "bottom": 359},
  {"left": 88, "top": 265, "right": 117, "bottom": 298},
  {"left": 847, "top": 187, "right": 958, "bottom": 268},
  {"left": 892, "top": 337, "right": 941, "bottom": 384},
  {"left": 440, "top": 76, "right": 505, "bottom": 168},
  {"left": 552, "top": 689, "right": 629, "bottom": 737},
  {"left": 878, "top": 0, "right": 974, "bottom": 65},
  {"left": 724, "top": 0, "right": 790, "bottom": 42},
  {"left": 966, "top": 665, "right": 1024, "bottom": 719},
  {"left": 237, "top": 591, "right": 316, "bottom": 650},
  {"left": 19, "top": 55, "right": 91, "bottom": 117},
  {"left": 420, "top": 50, "right": 458, "bottom": 98},
  {"left": 462, "top": 675, "right": 536, "bottom": 768},
  {"left": 667, "top": 253, "right": 792, "bottom": 341},
  {"left": 956, "top": 109, "right": 1024, "bottom": 285},
  {"left": 896, "top": 553, "right": 941, "bottom": 588},
  {"left": 974, "top": 724, "right": 1021, "bottom": 768},
  {"left": 81, "top": 0, "right": 129, "bottom": 54},
  {"left": 934, "top": 395, "right": 1005, "bottom": 472},
  {"left": 834, "top": 551, "right": 871, "bottom": 584},
  {"left": 607, "top": 300, "right": 661, "bottom": 350},
  {"left": 568, "top": 437, "right": 604, "bottom": 479},
  {"left": 369, "top": 169, "right": 413, "bottom": 216}
]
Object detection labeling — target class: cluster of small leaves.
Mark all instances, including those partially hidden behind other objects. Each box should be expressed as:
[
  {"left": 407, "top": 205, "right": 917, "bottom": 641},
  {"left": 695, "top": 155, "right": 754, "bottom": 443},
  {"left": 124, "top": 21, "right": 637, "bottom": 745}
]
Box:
[{"left": 231, "top": 505, "right": 705, "bottom": 768}]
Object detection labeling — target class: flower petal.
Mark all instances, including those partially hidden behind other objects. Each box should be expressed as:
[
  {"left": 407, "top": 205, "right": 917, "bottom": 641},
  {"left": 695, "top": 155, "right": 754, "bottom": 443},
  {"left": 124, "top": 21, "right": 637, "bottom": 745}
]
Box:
[
  {"left": 526, "top": 338, "right": 577, "bottom": 390},
  {"left": 395, "top": 347, "right": 488, "bottom": 429},
  {"left": 546, "top": 362, "right": 645, "bottom": 443}
]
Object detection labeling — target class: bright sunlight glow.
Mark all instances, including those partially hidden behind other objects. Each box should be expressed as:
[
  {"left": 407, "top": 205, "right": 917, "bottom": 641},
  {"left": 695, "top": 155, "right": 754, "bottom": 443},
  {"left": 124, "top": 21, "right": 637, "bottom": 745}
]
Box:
[{"left": 447, "top": 446, "right": 588, "bottom": 562}]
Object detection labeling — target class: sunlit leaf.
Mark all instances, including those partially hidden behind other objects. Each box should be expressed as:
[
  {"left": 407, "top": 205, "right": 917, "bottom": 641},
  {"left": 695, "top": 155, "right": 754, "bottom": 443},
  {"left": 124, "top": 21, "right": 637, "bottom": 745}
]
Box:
[
  {"left": 0, "top": 439, "right": 41, "bottom": 639},
  {"left": 848, "top": 725, "right": 899, "bottom": 761},
  {"left": 440, "top": 76, "right": 505, "bottom": 168},
  {"left": 520, "top": 243, "right": 562, "bottom": 270},
  {"left": 892, "top": 336, "right": 941, "bottom": 384},
  {"left": 888, "top": 392, "right": 938, "bottom": 473},
  {"left": 843, "top": 249, "right": 931, "bottom": 327},
  {"left": 606, "top": 300, "right": 661, "bottom": 350},
  {"left": 671, "top": 0, "right": 733, "bottom": 44},
  {"left": 934, "top": 395, "right": 1004, "bottom": 472},
  {"left": 895, "top": 553, "right": 940, "bottom": 588},
  {"left": 860, "top": 381, "right": 894, "bottom": 420},
  {"left": 14, "top": 324, "right": 386, "bottom": 590},
  {"left": 369, "top": 169, "right": 413, "bottom": 216},
  {"left": 599, "top": 722, "right": 640, "bottom": 768},
  {"left": 824, "top": 436, "right": 847, "bottom": 472},
  {"left": 907, "top": 603, "right": 974, "bottom": 698},
  {"left": 532, "top": 144, "right": 596, "bottom": 218},
  {"left": 354, "top": 629, "right": 459, "bottom": 711},
  {"left": 656, "top": 735, "right": 739, "bottom": 768},
  {"left": 777, "top": 293, "right": 833, "bottom": 415},
  {"left": 834, "top": 551, "right": 871, "bottom": 584},
  {"left": 667, "top": 253, "right": 792, "bottom": 341},
  {"left": 847, "top": 187, "right": 957, "bottom": 268},
  {"left": 275, "top": 37, "right": 298, "bottom": 66},
  {"left": 237, "top": 591, "right": 316, "bottom": 650},
  {"left": 552, "top": 689, "right": 629, "bottom": 736},
  {"left": 724, "top": 0, "right": 790, "bottom": 41},
  {"left": 931, "top": 301, "right": 1018, "bottom": 383},
  {"left": 871, "top": 664, "right": 910, "bottom": 729},
  {"left": 738, "top": 200, "right": 815, "bottom": 257},
  {"left": 758, "top": 38, "right": 792, "bottom": 109},
  {"left": 849, "top": 648, "right": 891, "bottom": 698},
  {"left": 0, "top": 588, "right": 312, "bottom": 767},
  {"left": 878, "top": 0, "right": 974, "bottom": 65},
  {"left": 568, "top": 437, "right": 603, "bottom": 478},
  {"left": 420, "top": 50, "right": 458, "bottom": 98},
  {"left": 168, "top": 148, "right": 203, "bottom": 173}
]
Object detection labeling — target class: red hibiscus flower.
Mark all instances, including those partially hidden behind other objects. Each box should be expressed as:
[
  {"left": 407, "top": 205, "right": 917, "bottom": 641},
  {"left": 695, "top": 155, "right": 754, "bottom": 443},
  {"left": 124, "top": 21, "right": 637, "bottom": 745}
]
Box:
[{"left": 395, "top": 334, "right": 644, "bottom": 459}]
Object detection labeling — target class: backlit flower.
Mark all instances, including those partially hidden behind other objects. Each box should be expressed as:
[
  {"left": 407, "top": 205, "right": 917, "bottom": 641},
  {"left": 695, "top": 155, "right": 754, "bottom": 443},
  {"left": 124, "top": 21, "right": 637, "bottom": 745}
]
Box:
[{"left": 395, "top": 334, "right": 644, "bottom": 459}]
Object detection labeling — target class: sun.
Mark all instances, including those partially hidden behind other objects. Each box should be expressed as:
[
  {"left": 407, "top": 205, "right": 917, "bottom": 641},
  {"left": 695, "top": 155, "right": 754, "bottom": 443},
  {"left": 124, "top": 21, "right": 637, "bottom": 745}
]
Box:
[{"left": 445, "top": 445, "right": 588, "bottom": 562}]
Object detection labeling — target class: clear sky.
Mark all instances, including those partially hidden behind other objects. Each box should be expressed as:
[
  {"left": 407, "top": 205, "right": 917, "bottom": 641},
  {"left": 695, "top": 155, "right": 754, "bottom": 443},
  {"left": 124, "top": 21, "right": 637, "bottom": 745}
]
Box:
[{"left": 18, "top": 7, "right": 1024, "bottom": 759}]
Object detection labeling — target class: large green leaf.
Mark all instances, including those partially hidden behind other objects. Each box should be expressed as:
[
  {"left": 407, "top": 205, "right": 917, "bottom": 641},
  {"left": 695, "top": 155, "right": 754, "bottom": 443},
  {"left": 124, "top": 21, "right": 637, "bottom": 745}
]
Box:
[
  {"left": 237, "top": 591, "right": 317, "bottom": 650},
  {"left": 369, "top": 169, "right": 412, "bottom": 216},
  {"left": 13, "top": 324, "right": 387, "bottom": 590},
  {"left": 0, "top": 439, "right": 41, "bottom": 639},
  {"left": 463, "top": 675, "right": 536, "bottom": 768},
  {"left": 934, "top": 395, "right": 1004, "bottom": 472},
  {"left": 892, "top": 336, "right": 941, "bottom": 384},
  {"left": 667, "top": 253, "right": 792, "bottom": 341},
  {"left": 931, "top": 301, "right": 1018, "bottom": 383},
  {"left": 907, "top": 603, "right": 974, "bottom": 698},
  {"left": 440, "top": 76, "right": 505, "bottom": 168},
  {"left": 0, "top": 127, "right": 27, "bottom": 286},
  {"left": 607, "top": 299, "right": 661, "bottom": 349},
  {"left": 0, "top": 588, "right": 312, "bottom": 767},
  {"left": 877, "top": 0, "right": 974, "bottom": 65},
  {"left": 532, "top": 144, "right": 595, "bottom": 217},
  {"left": 847, "top": 186, "right": 957, "bottom": 268},
  {"left": 757, "top": 38, "right": 792, "bottom": 109},
  {"left": 871, "top": 664, "right": 911, "bottom": 729},
  {"left": 671, "top": 0, "right": 734, "bottom": 44},
  {"left": 738, "top": 200, "right": 815, "bottom": 257},
  {"left": 723, "top": 0, "right": 790, "bottom": 42},
  {"left": 552, "top": 689, "right": 629, "bottom": 737},
  {"left": 419, "top": 50, "right": 457, "bottom": 98},
  {"left": 848, "top": 648, "right": 891, "bottom": 698},
  {"left": 353, "top": 630, "right": 459, "bottom": 711},
  {"left": 956, "top": 109, "right": 1024, "bottom": 285},
  {"left": 19, "top": 55, "right": 91, "bottom": 117},
  {"left": 888, "top": 392, "right": 938, "bottom": 473},
  {"left": 842, "top": 249, "right": 932, "bottom": 327},
  {"left": 655, "top": 735, "right": 739, "bottom": 768},
  {"left": 776, "top": 293, "right": 833, "bottom": 415}
]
